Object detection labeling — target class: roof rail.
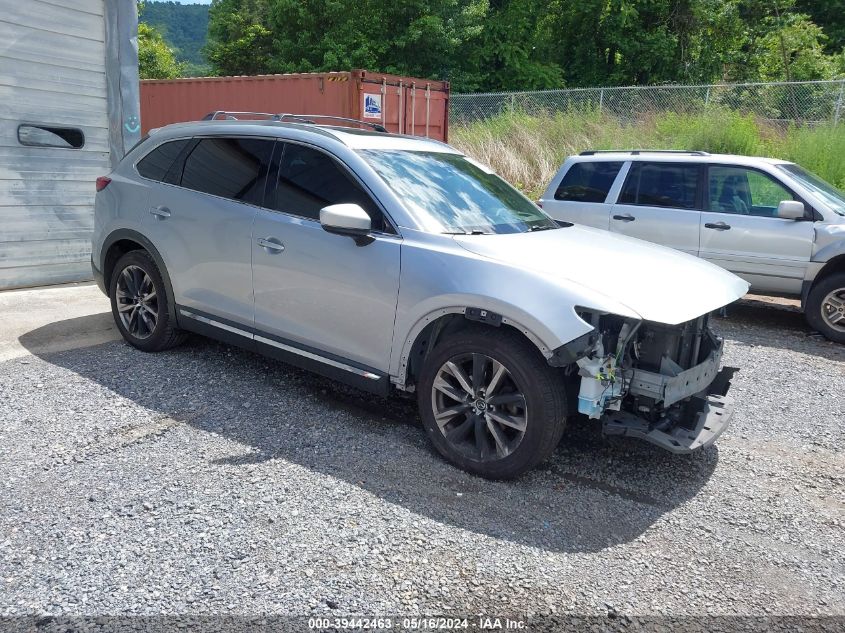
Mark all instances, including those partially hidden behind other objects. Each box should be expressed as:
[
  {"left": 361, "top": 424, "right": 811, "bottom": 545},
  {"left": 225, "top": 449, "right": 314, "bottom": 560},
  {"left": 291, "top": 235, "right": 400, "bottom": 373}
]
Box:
[
  {"left": 201, "top": 111, "right": 388, "bottom": 133},
  {"left": 275, "top": 114, "right": 388, "bottom": 133},
  {"left": 202, "top": 111, "right": 277, "bottom": 121},
  {"left": 579, "top": 149, "right": 710, "bottom": 156}
]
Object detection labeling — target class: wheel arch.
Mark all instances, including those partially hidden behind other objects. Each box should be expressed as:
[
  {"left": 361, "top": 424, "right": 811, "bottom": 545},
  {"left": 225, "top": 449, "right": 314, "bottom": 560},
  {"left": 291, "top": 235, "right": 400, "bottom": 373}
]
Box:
[
  {"left": 816, "top": 253, "right": 845, "bottom": 282},
  {"left": 392, "top": 308, "right": 562, "bottom": 391},
  {"left": 101, "top": 229, "right": 177, "bottom": 321},
  {"left": 803, "top": 253, "right": 845, "bottom": 308}
]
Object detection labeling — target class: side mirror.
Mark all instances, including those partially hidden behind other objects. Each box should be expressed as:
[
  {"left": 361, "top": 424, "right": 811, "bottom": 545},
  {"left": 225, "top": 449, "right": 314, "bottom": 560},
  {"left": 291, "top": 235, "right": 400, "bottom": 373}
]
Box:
[
  {"left": 777, "top": 200, "right": 805, "bottom": 220},
  {"left": 320, "top": 203, "right": 372, "bottom": 240}
]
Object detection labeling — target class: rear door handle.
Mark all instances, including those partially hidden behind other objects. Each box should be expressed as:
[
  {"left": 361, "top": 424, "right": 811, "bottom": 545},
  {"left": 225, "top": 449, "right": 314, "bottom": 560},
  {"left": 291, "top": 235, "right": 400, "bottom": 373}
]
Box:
[
  {"left": 704, "top": 221, "right": 731, "bottom": 231},
  {"left": 257, "top": 237, "right": 285, "bottom": 253},
  {"left": 150, "top": 206, "right": 171, "bottom": 219},
  {"left": 612, "top": 213, "right": 635, "bottom": 222}
]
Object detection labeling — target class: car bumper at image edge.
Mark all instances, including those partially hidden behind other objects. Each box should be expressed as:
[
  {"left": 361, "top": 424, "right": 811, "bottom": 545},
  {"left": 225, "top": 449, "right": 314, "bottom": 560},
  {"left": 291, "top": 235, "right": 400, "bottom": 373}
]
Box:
[{"left": 92, "top": 257, "right": 106, "bottom": 295}]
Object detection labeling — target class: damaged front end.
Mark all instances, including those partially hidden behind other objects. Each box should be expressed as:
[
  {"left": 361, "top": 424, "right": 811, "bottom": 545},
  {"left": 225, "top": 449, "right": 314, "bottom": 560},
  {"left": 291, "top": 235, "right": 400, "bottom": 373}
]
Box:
[{"left": 554, "top": 310, "right": 737, "bottom": 453}]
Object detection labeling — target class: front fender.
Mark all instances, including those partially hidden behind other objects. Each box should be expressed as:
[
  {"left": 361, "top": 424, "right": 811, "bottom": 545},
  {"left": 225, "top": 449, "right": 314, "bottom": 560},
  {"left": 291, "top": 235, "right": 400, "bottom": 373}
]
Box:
[
  {"left": 390, "top": 299, "right": 592, "bottom": 382},
  {"left": 388, "top": 232, "right": 643, "bottom": 380},
  {"left": 812, "top": 225, "right": 845, "bottom": 263}
]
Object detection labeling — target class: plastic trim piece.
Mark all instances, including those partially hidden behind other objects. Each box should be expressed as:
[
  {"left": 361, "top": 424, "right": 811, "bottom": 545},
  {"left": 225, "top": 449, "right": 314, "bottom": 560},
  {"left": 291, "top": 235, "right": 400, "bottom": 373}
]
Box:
[
  {"left": 603, "top": 392, "right": 733, "bottom": 454},
  {"left": 177, "top": 307, "right": 388, "bottom": 395}
]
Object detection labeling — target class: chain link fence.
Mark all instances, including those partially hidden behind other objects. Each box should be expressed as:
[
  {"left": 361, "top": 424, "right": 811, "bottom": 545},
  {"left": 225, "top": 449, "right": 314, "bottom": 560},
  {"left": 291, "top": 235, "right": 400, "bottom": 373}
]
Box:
[{"left": 450, "top": 79, "right": 845, "bottom": 126}]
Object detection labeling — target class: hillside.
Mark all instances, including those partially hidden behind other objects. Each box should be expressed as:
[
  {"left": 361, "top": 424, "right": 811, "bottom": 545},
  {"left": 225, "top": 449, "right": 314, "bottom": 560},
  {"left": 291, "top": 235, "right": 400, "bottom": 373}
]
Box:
[{"left": 140, "top": 1, "right": 210, "bottom": 75}]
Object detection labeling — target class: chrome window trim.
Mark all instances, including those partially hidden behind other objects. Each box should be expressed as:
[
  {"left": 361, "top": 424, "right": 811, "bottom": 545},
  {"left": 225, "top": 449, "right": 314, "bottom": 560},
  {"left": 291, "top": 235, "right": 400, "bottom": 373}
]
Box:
[
  {"left": 253, "top": 335, "right": 381, "bottom": 380},
  {"left": 179, "top": 309, "right": 252, "bottom": 338}
]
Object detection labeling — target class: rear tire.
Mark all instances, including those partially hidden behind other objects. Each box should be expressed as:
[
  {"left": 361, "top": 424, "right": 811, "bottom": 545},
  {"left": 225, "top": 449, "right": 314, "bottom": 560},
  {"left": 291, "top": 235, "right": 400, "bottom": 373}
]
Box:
[
  {"left": 417, "top": 327, "right": 568, "bottom": 480},
  {"left": 805, "top": 272, "right": 845, "bottom": 344},
  {"left": 109, "top": 250, "right": 186, "bottom": 352}
]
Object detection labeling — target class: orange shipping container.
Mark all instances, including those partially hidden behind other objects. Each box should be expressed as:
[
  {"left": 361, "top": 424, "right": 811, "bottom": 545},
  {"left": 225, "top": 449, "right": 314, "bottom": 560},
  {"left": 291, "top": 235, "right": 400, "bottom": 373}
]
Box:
[{"left": 140, "top": 70, "right": 449, "bottom": 141}]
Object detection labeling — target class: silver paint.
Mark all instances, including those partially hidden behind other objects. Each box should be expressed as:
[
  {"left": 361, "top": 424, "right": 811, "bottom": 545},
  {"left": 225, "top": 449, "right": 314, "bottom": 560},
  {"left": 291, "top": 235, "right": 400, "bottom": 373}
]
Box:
[{"left": 95, "top": 122, "right": 749, "bottom": 390}]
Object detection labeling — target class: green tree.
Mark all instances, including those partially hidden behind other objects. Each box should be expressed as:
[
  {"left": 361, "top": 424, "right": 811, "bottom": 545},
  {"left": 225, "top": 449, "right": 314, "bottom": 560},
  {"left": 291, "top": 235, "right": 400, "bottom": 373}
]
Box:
[
  {"left": 140, "top": 1, "right": 210, "bottom": 73},
  {"left": 538, "top": 0, "right": 688, "bottom": 87},
  {"left": 758, "top": 13, "right": 839, "bottom": 81},
  {"left": 202, "top": 0, "right": 845, "bottom": 91},
  {"left": 138, "top": 21, "right": 183, "bottom": 79},
  {"left": 471, "top": 0, "right": 563, "bottom": 91},
  {"left": 205, "top": 0, "right": 274, "bottom": 76},
  {"left": 796, "top": 0, "right": 845, "bottom": 53},
  {"left": 263, "top": 0, "right": 489, "bottom": 88}
]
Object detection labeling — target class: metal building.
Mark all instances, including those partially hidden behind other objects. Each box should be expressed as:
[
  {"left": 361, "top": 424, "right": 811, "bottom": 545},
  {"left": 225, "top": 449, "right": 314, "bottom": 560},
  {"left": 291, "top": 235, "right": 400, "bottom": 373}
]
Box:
[{"left": 0, "top": 0, "right": 140, "bottom": 290}]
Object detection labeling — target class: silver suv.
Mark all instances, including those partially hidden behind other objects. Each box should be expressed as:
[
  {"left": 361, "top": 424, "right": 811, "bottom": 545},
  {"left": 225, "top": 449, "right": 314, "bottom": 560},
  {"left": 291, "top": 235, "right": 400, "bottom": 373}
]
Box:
[
  {"left": 540, "top": 150, "right": 845, "bottom": 343},
  {"left": 92, "top": 116, "right": 747, "bottom": 479}
]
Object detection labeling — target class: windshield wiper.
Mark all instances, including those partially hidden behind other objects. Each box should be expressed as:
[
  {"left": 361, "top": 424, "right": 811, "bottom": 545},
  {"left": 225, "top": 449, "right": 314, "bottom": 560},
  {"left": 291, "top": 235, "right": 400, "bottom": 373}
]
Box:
[
  {"left": 443, "top": 229, "right": 491, "bottom": 235},
  {"left": 528, "top": 224, "right": 559, "bottom": 232}
]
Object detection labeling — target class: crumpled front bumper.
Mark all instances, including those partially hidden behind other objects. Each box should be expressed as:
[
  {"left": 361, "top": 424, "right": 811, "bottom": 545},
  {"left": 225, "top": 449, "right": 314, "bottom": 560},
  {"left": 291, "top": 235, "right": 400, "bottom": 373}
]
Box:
[{"left": 602, "top": 365, "right": 737, "bottom": 454}]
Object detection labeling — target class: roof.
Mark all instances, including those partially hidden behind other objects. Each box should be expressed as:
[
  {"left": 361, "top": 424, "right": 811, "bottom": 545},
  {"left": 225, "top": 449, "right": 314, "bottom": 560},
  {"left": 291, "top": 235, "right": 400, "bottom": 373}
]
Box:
[
  {"left": 149, "top": 119, "right": 459, "bottom": 153},
  {"left": 572, "top": 150, "right": 792, "bottom": 166}
]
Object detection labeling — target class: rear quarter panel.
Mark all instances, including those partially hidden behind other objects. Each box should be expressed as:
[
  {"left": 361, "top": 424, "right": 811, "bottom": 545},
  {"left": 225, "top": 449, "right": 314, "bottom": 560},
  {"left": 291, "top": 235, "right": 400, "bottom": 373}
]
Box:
[
  {"left": 92, "top": 167, "right": 150, "bottom": 272},
  {"left": 539, "top": 158, "right": 628, "bottom": 230}
]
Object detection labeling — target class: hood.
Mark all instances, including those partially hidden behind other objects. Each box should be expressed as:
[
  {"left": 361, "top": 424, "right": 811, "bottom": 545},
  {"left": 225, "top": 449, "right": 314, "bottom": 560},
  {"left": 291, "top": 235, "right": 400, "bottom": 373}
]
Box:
[{"left": 454, "top": 225, "right": 749, "bottom": 325}]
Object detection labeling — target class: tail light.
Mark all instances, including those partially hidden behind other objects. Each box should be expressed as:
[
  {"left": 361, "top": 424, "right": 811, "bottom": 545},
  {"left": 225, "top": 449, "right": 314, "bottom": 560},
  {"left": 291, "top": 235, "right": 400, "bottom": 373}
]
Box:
[{"left": 96, "top": 176, "right": 112, "bottom": 192}]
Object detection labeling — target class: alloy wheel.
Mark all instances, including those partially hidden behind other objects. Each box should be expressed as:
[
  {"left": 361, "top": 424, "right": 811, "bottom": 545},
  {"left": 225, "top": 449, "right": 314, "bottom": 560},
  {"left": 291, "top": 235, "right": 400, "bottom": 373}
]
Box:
[
  {"left": 115, "top": 265, "right": 159, "bottom": 339},
  {"left": 430, "top": 353, "right": 527, "bottom": 461},
  {"left": 821, "top": 288, "right": 845, "bottom": 332}
]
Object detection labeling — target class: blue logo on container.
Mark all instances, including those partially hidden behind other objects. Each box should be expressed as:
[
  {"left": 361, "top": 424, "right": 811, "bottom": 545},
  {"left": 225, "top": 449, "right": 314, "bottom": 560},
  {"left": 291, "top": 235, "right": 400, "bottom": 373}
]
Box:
[{"left": 364, "top": 94, "right": 382, "bottom": 117}]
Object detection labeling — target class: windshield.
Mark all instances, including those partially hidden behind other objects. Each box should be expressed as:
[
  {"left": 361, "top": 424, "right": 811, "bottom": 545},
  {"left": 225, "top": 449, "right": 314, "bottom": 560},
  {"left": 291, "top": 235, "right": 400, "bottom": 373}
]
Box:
[
  {"left": 359, "top": 150, "right": 559, "bottom": 234},
  {"left": 778, "top": 164, "right": 845, "bottom": 216}
]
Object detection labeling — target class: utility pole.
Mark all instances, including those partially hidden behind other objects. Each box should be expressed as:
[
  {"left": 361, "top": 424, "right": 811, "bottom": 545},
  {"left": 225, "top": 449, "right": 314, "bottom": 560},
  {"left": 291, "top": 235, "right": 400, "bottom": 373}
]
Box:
[{"left": 773, "top": 2, "right": 800, "bottom": 121}]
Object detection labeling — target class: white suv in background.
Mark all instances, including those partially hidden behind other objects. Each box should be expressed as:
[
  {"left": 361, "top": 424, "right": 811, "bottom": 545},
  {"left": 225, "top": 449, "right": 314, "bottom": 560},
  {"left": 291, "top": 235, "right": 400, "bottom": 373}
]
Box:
[{"left": 540, "top": 151, "right": 845, "bottom": 343}]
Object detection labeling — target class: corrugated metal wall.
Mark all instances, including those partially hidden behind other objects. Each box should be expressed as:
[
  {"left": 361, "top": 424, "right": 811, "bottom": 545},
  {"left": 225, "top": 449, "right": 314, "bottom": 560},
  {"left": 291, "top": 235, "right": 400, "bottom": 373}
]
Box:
[{"left": 0, "top": 0, "right": 111, "bottom": 289}]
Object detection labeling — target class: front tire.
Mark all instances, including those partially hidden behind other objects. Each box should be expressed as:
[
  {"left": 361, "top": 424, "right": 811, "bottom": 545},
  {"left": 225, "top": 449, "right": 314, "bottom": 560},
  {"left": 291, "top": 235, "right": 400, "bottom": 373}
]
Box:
[
  {"left": 109, "top": 250, "right": 186, "bottom": 352},
  {"left": 805, "top": 272, "right": 845, "bottom": 344},
  {"left": 417, "top": 327, "right": 568, "bottom": 479}
]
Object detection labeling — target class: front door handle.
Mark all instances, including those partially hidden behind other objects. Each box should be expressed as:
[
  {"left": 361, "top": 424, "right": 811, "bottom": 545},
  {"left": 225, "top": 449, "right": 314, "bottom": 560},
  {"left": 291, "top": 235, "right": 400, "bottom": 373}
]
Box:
[
  {"left": 150, "top": 206, "right": 171, "bottom": 219},
  {"left": 257, "top": 237, "right": 285, "bottom": 253},
  {"left": 704, "top": 221, "right": 731, "bottom": 231},
  {"left": 612, "top": 213, "right": 635, "bottom": 222}
]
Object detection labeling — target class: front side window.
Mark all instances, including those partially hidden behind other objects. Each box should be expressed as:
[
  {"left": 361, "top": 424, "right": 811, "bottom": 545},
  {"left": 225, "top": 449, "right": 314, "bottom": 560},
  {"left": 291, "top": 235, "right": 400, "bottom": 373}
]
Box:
[
  {"left": 708, "top": 166, "right": 795, "bottom": 217},
  {"left": 268, "top": 144, "right": 385, "bottom": 230},
  {"left": 555, "top": 161, "right": 623, "bottom": 202},
  {"left": 619, "top": 162, "right": 700, "bottom": 210},
  {"left": 359, "top": 150, "right": 558, "bottom": 234},
  {"left": 180, "top": 137, "right": 273, "bottom": 205},
  {"left": 136, "top": 139, "right": 191, "bottom": 182},
  {"left": 778, "top": 163, "right": 844, "bottom": 216}
]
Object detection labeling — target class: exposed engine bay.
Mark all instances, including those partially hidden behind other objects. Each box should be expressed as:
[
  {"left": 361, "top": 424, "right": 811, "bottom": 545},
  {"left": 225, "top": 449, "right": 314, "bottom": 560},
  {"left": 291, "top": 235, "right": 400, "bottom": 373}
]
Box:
[{"left": 555, "top": 310, "right": 737, "bottom": 453}]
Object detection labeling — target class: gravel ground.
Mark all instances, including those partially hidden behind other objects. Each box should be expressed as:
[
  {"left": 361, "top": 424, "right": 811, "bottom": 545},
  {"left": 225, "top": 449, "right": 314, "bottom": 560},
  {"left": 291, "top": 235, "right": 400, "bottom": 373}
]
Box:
[{"left": 0, "top": 295, "right": 843, "bottom": 629}]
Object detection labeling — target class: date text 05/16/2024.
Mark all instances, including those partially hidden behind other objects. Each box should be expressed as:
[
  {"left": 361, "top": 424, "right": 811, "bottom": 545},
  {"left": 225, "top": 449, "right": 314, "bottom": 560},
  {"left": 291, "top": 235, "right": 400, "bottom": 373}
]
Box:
[{"left": 308, "top": 616, "right": 527, "bottom": 630}]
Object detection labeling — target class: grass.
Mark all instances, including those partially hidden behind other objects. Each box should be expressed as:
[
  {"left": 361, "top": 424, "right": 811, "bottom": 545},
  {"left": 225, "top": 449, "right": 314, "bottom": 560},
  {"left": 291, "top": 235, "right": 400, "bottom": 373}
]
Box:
[{"left": 450, "top": 108, "right": 845, "bottom": 199}]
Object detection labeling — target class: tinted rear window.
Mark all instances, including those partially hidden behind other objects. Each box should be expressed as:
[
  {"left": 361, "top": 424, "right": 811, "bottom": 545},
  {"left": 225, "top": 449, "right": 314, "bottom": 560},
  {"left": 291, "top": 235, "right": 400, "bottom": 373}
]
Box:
[
  {"left": 180, "top": 137, "right": 274, "bottom": 204},
  {"left": 137, "top": 139, "right": 191, "bottom": 182},
  {"left": 554, "top": 162, "right": 623, "bottom": 202},
  {"left": 619, "top": 162, "right": 700, "bottom": 209}
]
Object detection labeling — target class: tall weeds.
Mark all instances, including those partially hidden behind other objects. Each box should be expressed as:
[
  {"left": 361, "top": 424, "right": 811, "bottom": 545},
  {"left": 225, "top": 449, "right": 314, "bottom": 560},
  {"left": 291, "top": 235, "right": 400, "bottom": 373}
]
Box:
[{"left": 450, "top": 108, "right": 845, "bottom": 198}]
